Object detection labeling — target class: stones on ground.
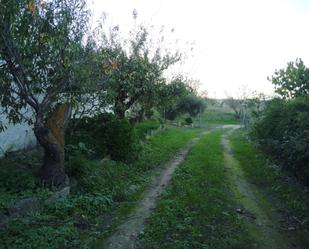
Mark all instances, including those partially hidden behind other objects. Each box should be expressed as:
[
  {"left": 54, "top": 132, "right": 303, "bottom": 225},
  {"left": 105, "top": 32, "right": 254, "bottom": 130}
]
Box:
[
  {"left": 8, "top": 197, "right": 40, "bottom": 217},
  {"left": 45, "top": 186, "right": 70, "bottom": 204},
  {"left": 0, "top": 186, "right": 71, "bottom": 229},
  {"left": 0, "top": 197, "right": 40, "bottom": 229}
]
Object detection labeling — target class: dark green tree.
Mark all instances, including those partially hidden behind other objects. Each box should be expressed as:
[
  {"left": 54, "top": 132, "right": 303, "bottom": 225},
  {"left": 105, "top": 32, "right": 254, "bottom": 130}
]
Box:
[
  {"left": 176, "top": 94, "right": 206, "bottom": 117},
  {"left": 157, "top": 76, "right": 192, "bottom": 120}
]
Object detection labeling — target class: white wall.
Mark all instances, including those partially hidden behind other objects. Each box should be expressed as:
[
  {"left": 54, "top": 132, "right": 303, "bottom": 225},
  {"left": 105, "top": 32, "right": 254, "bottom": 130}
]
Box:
[{"left": 0, "top": 109, "right": 36, "bottom": 157}]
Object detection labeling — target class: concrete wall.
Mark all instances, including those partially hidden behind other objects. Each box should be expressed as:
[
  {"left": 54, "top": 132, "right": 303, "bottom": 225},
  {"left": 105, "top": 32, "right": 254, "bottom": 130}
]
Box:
[{"left": 0, "top": 109, "right": 36, "bottom": 157}]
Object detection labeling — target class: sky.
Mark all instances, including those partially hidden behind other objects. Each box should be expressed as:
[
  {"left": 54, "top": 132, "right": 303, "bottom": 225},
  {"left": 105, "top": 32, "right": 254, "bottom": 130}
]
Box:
[{"left": 87, "top": 0, "right": 309, "bottom": 98}]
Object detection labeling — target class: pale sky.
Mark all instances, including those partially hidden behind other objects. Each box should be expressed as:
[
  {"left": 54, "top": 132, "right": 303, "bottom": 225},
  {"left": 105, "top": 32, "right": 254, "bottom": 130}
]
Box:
[{"left": 87, "top": 0, "right": 309, "bottom": 98}]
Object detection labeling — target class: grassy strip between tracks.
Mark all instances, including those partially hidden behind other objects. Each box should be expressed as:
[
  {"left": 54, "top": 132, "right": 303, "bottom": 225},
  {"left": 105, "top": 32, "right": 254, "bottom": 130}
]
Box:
[{"left": 140, "top": 130, "right": 253, "bottom": 249}]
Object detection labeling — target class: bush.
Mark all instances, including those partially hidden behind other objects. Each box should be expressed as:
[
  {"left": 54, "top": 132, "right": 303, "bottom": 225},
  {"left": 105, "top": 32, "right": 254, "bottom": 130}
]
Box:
[
  {"left": 185, "top": 117, "right": 193, "bottom": 125},
  {"left": 164, "top": 95, "right": 206, "bottom": 120},
  {"left": 67, "top": 113, "right": 139, "bottom": 162},
  {"left": 251, "top": 97, "right": 309, "bottom": 184},
  {"left": 106, "top": 118, "right": 139, "bottom": 162},
  {"left": 66, "top": 113, "right": 115, "bottom": 158},
  {"left": 134, "top": 120, "right": 161, "bottom": 140}
]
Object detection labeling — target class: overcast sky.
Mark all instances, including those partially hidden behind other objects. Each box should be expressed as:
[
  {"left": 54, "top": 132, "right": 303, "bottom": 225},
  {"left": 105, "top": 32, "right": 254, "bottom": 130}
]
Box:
[{"left": 87, "top": 0, "right": 309, "bottom": 98}]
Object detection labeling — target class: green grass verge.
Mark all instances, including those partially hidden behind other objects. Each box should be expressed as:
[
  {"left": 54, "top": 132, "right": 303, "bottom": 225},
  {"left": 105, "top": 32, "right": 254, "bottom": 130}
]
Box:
[
  {"left": 140, "top": 131, "right": 253, "bottom": 249},
  {"left": 0, "top": 127, "right": 198, "bottom": 249},
  {"left": 230, "top": 130, "right": 309, "bottom": 247},
  {"left": 134, "top": 119, "right": 161, "bottom": 140},
  {"left": 230, "top": 130, "right": 309, "bottom": 218},
  {"left": 200, "top": 109, "right": 240, "bottom": 126}
]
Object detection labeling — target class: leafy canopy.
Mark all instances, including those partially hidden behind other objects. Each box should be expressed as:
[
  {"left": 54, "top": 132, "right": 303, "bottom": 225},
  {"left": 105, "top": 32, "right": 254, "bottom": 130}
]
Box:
[
  {"left": 269, "top": 58, "right": 309, "bottom": 99},
  {"left": 0, "top": 0, "right": 90, "bottom": 125}
]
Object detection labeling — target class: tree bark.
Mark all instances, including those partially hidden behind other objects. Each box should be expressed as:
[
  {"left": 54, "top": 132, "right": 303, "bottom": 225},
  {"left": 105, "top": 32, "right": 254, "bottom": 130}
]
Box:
[{"left": 34, "top": 104, "right": 71, "bottom": 187}]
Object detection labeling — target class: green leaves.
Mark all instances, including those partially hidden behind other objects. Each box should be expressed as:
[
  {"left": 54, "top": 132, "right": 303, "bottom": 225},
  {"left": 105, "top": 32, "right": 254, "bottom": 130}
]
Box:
[
  {"left": 270, "top": 58, "right": 309, "bottom": 99},
  {"left": 0, "top": 0, "right": 90, "bottom": 122}
]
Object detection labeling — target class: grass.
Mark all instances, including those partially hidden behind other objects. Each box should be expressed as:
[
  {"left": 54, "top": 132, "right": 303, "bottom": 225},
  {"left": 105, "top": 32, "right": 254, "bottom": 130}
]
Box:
[
  {"left": 134, "top": 119, "right": 162, "bottom": 140},
  {"left": 200, "top": 109, "right": 240, "bottom": 126},
  {"left": 0, "top": 126, "right": 198, "bottom": 249},
  {"left": 0, "top": 150, "right": 52, "bottom": 210},
  {"left": 139, "top": 131, "right": 253, "bottom": 249},
  {"left": 230, "top": 130, "right": 309, "bottom": 247}
]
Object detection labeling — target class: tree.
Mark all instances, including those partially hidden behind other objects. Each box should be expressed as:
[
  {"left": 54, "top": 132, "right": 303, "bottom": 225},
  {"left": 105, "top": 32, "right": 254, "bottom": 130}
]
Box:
[
  {"left": 269, "top": 58, "right": 309, "bottom": 99},
  {"left": 157, "top": 76, "right": 193, "bottom": 120},
  {"left": 0, "top": 0, "right": 90, "bottom": 186},
  {"left": 98, "top": 25, "right": 181, "bottom": 119},
  {"left": 176, "top": 95, "right": 206, "bottom": 117},
  {"left": 224, "top": 97, "right": 242, "bottom": 119}
]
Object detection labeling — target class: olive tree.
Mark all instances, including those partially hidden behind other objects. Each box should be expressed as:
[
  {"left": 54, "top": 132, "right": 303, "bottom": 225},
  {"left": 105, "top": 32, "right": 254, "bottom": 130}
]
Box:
[{"left": 0, "top": 0, "right": 90, "bottom": 186}]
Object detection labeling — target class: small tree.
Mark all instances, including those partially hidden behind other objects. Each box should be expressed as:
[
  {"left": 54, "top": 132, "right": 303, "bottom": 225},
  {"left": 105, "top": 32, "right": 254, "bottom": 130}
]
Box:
[
  {"left": 0, "top": 0, "right": 90, "bottom": 186},
  {"left": 224, "top": 97, "right": 242, "bottom": 119},
  {"left": 157, "top": 76, "right": 193, "bottom": 120},
  {"left": 269, "top": 58, "right": 309, "bottom": 99},
  {"left": 97, "top": 24, "right": 182, "bottom": 119},
  {"left": 176, "top": 95, "right": 206, "bottom": 117}
]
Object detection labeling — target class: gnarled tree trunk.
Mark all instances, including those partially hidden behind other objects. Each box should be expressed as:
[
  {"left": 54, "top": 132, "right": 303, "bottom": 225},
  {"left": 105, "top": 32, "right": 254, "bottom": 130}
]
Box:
[{"left": 34, "top": 104, "right": 71, "bottom": 187}]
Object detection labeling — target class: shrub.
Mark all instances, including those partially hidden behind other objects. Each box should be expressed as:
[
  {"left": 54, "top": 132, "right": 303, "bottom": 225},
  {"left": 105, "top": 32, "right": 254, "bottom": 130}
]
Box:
[
  {"left": 164, "top": 95, "right": 206, "bottom": 120},
  {"left": 134, "top": 120, "right": 161, "bottom": 140},
  {"left": 185, "top": 117, "right": 193, "bottom": 125},
  {"left": 251, "top": 97, "right": 309, "bottom": 184},
  {"left": 105, "top": 118, "right": 139, "bottom": 162},
  {"left": 67, "top": 113, "right": 139, "bottom": 162},
  {"left": 66, "top": 113, "right": 115, "bottom": 158}
]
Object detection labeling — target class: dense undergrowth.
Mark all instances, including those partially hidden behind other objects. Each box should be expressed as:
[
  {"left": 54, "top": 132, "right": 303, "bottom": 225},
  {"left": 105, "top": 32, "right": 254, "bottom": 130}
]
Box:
[
  {"left": 251, "top": 97, "right": 309, "bottom": 185},
  {"left": 140, "top": 131, "right": 253, "bottom": 249},
  {"left": 0, "top": 125, "right": 198, "bottom": 249}
]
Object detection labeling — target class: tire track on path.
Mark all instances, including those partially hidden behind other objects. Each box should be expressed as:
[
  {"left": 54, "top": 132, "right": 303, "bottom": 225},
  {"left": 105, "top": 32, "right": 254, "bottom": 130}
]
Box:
[
  {"left": 103, "top": 136, "right": 201, "bottom": 249},
  {"left": 222, "top": 128, "right": 292, "bottom": 249}
]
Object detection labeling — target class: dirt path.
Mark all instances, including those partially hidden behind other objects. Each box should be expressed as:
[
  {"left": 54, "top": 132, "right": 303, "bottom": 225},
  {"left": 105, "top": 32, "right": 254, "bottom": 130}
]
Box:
[
  {"left": 103, "top": 137, "right": 200, "bottom": 249},
  {"left": 222, "top": 128, "right": 293, "bottom": 249}
]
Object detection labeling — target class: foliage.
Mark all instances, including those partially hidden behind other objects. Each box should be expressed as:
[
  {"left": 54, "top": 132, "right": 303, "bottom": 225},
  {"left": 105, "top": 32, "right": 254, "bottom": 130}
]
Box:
[
  {"left": 105, "top": 117, "right": 139, "bottom": 163},
  {"left": 0, "top": 126, "right": 198, "bottom": 248},
  {"left": 269, "top": 58, "right": 309, "bottom": 99},
  {"left": 185, "top": 117, "right": 193, "bottom": 125},
  {"left": 0, "top": 0, "right": 96, "bottom": 185},
  {"left": 134, "top": 119, "right": 161, "bottom": 140},
  {"left": 224, "top": 97, "right": 242, "bottom": 118},
  {"left": 0, "top": 151, "right": 52, "bottom": 210},
  {"left": 65, "top": 142, "right": 94, "bottom": 159},
  {"left": 96, "top": 24, "right": 181, "bottom": 118},
  {"left": 0, "top": 0, "right": 90, "bottom": 125},
  {"left": 230, "top": 130, "right": 309, "bottom": 245},
  {"left": 158, "top": 76, "right": 194, "bottom": 120},
  {"left": 251, "top": 97, "right": 309, "bottom": 184},
  {"left": 140, "top": 131, "right": 253, "bottom": 249},
  {"left": 201, "top": 109, "right": 239, "bottom": 126},
  {"left": 67, "top": 113, "right": 139, "bottom": 163},
  {"left": 176, "top": 94, "right": 206, "bottom": 117},
  {"left": 165, "top": 94, "right": 205, "bottom": 121}
]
